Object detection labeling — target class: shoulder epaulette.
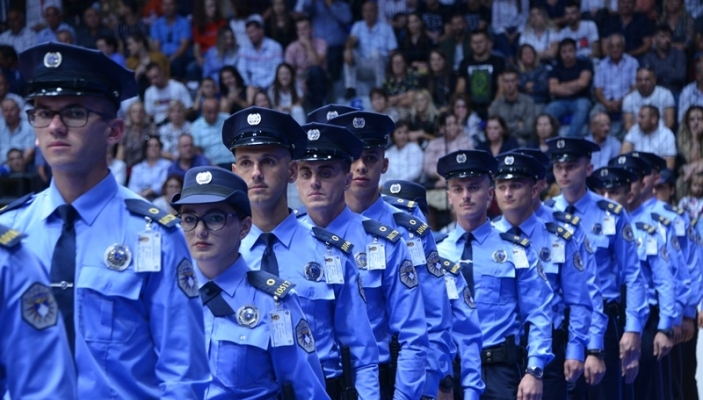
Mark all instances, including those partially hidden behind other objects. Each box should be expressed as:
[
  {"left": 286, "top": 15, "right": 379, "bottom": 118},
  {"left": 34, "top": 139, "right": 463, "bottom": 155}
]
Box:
[
  {"left": 545, "top": 222, "right": 573, "bottom": 241},
  {"left": 124, "top": 199, "right": 179, "bottom": 228},
  {"left": 439, "top": 257, "right": 461, "bottom": 275},
  {"left": 499, "top": 232, "right": 531, "bottom": 248},
  {"left": 0, "top": 224, "right": 24, "bottom": 248},
  {"left": 361, "top": 220, "right": 401, "bottom": 243},
  {"left": 651, "top": 213, "right": 671, "bottom": 227},
  {"left": 392, "top": 212, "right": 429, "bottom": 237},
  {"left": 635, "top": 222, "right": 657, "bottom": 235},
  {"left": 0, "top": 193, "right": 34, "bottom": 215},
  {"left": 553, "top": 211, "right": 580, "bottom": 226},
  {"left": 311, "top": 226, "right": 354, "bottom": 254},
  {"left": 597, "top": 200, "right": 623, "bottom": 215},
  {"left": 383, "top": 195, "right": 418, "bottom": 212},
  {"left": 433, "top": 232, "right": 449, "bottom": 243},
  {"left": 543, "top": 199, "right": 556, "bottom": 208},
  {"left": 294, "top": 207, "right": 307, "bottom": 219},
  {"left": 664, "top": 204, "right": 685, "bottom": 216},
  {"left": 247, "top": 270, "right": 295, "bottom": 299}
]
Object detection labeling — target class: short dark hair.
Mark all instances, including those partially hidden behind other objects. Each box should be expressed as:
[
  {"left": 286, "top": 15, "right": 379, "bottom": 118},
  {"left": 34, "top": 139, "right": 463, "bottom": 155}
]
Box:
[
  {"left": 564, "top": 1, "right": 580, "bottom": 10},
  {"left": 370, "top": 87, "right": 388, "bottom": 100},
  {"left": 471, "top": 29, "right": 490, "bottom": 39},
  {"left": 6, "top": 147, "right": 21, "bottom": 158},
  {"left": 96, "top": 35, "right": 118, "bottom": 49},
  {"left": 642, "top": 105, "right": 660, "bottom": 120}
]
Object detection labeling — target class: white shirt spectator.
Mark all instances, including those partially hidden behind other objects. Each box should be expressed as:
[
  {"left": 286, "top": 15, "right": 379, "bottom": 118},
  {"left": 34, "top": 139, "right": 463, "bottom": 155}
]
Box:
[
  {"left": 349, "top": 19, "right": 397, "bottom": 59},
  {"left": 624, "top": 124, "right": 677, "bottom": 158},
  {"left": 491, "top": 0, "right": 529, "bottom": 33},
  {"left": 0, "top": 119, "right": 33, "bottom": 164},
  {"left": 128, "top": 158, "right": 171, "bottom": 196},
  {"left": 377, "top": 0, "right": 410, "bottom": 22},
  {"left": 594, "top": 53, "right": 638, "bottom": 101},
  {"left": 519, "top": 28, "right": 558, "bottom": 54},
  {"left": 191, "top": 112, "right": 234, "bottom": 165},
  {"left": 0, "top": 27, "right": 36, "bottom": 53},
  {"left": 678, "top": 82, "right": 703, "bottom": 123},
  {"left": 158, "top": 121, "right": 192, "bottom": 157},
  {"left": 143, "top": 80, "right": 193, "bottom": 125},
  {"left": 237, "top": 38, "right": 283, "bottom": 89},
  {"left": 558, "top": 20, "right": 599, "bottom": 58},
  {"left": 379, "top": 142, "right": 424, "bottom": 187},
  {"left": 622, "top": 85, "right": 675, "bottom": 125},
  {"left": 109, "top": 158, "right": 127, "bottom": 186},
  {"left": 580, "top": 0, "right": 618, "bottom": 14}
]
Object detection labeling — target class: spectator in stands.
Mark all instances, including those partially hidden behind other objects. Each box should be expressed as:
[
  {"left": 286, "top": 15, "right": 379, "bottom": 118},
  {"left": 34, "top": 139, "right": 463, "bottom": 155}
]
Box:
[
  {"left": 167, "top": 133, "right": 211, "bottom": 178},
  {"left": 558, "top": 2, "right": 600, "bottom": 59},
  {"left": 383, "top": 52, "right": 420, "bottom": 114},
  {"left": 144, "top": 63, "right": 193, "bottom": 125},
  {"left": 191, "top": 98, "right": 233, "bottom": 168},
  {"left": 0, "top": 46, "right": 21, "bottom": 95},
  {"left": 424, "top": 112, "right": 474, "bottom": 190},
  {"left": 96, "top": 35, "right": 126, "bottom": 67},
  {"left": 252, "top": 90, "right": 273, "bottom": 108},
  {"left": 456, "top": 0, "right": 490, "bottom": 34},
  {"left": 424, "top": 49, "right": 457, "bottom": 112},
  {"left": 114, "top": 0, "right": 149, "bottom": 51},
  {"left": 0, "top": 74, "right": 25, "bottom": 111},
  {"left": 202, "top": 26, "right": 239, "bottom": 85},
  {"left": 268, "top": 63, "right": 306, "bottom": 125},
  {"left": 153, "top": 174, "right": 183, "bottom": 214},
  {"left": 489, "top": 68, "right": 537, "bottom": 146},
  {"left": 622, "top": 67, "right": 676, "bottom": 131},
  {"left": 593, "top": 34, "right": 638, "bottom": 134},
  {"left": 2, "top": 148, "right": 26, "bottom": 174},
  {"left": 641, "top": 24, "right": 688, "bottom": 97},
  {"left": 600, "top": 0, "right": 653, "bottom": 57},
  {"left": 238, "top": 14, "right": 284, "bottom": 104},
  {"left": 416, "top": 0, "right": 452, "bottom": 43},
  {"left": 621, "top": 105, "right": 677, "bottom": 168},
  {"left": 380, "top": 121, "right": 424, "bottom": 187},
  {"left": 408, "top": 89, "right": 439, "bottom": 146},
  {"left": 192, "top": 77, "right": 219, "bottom": 116},
  {"left": 451, "top": 93, "right": 483, "bottom": 145},
  {"left": 516, "top": 44, "right": 552, "bottom": 113},
  {"left": 192, "top": 0, "right": 227, "bottom": 78},
  {"left": 519, "top": 6, "right": 558, "bottom": 61},
  {"left": 0, "top": 9, "right": 35, "bottom": 53},
  {"left": 544, "top": 38, "right": 593, "bottom": 138},
  {"left": 586, "top": 112, "right": 622, "bottom": 169},
  {"left": 491, "top": 0, "right": 529, "bottom": 61},
  {"left": 0, "top": 98, "right": 34, "bottom": 166},
  {"left": 128, "top": 135, "right": 171, "bottom": 201},
  {"left": 530, "top": 113, "right": 559, "bottom": 153},
  {"left": 158, "top": 100, "right": 192, "bottom": 159},
  {"left": 438, "top": 14, "right": 471, "bottom": 72},
  {"left": 36, "top": 5, "right": 75, "bottom": 44},
  {"left": 150, "top": 0, "right": 192, "bottom": 79},
  {"left": 477, "top": 116, "right": 520, "bottom": 155},
  {"left": 265, "top": 0, "right": 297, "bottom": 49},
  {"left": 285, "top": 15, "right": 327, "bottom": 109},
  {"left": 399, "top": 13, "right": 433, "bottom": 72},
  {"left": 55, "top": 29, "right": 73, "bottom": 44},
  {"left": 678, "top": 60, "right": 703, "bottom": 123},
  {"left": 75, "top": 7, "right": 111, "bottom": 49},
  {"left": 303, "top": 0, "right": 352, "bottom": 81},
  {"left": 659, "top": 0, "right": 695, "bottom": 53},
  {"left": 369, "top": 88, "right": 401, "bottom": 122},
  {"left": 107, "top": 144, "right": 127, "bottom": 185},
  {"left": 456, "top": 29, "right": 506, "bottom": 120},
  {"left": 218, "top": 66, "right": 248, "bottom": 114},
  {"left": 343, "top": 1, "right": 398, "bottom": 99},
  {"left": 118, "top": 100, "right": 157, "bottom": 168},
  {"left": 677, "top": 170, "right": 703, "bottom": 218},
  {"left": 126, "top": 32, "right": 170, "bottom": 98},
  {"left": 677, "top": 106, "right": 703, "bottom": 189}
]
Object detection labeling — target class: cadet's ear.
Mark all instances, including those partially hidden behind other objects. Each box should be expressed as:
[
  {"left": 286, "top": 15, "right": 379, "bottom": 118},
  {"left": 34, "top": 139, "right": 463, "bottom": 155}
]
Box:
[
  {"left": 239, "top": 216, "right": 252, "bottom": 239},
  {"left": 106, "top": 119, "right": 124, "bottom": 146}
]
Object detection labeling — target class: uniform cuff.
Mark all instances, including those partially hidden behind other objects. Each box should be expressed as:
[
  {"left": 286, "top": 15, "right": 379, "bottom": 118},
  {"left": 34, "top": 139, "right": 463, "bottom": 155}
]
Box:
[
  {"left": 527, "top": 356, "right": 545, "bottom": 370},
  {"left": 657, "top": 315, "right": 675, "bottom": 331},
  {"left": 423, "top": 371, "right": 441, "bottom": 398},
  {"left": 624, "top": 317, "right": 643, "bottom": 334},
  {"left": 685, "top": 305, "right": 697, "bottom": 319},
  {"left": 566, "top": 343, "right": 585, "bottom": 362},
  {"left": 463, "top": 388, "right": 481, "bottom": 400},
  {"left": 588, "top": 335, "right": 604, "bottom": 351}
]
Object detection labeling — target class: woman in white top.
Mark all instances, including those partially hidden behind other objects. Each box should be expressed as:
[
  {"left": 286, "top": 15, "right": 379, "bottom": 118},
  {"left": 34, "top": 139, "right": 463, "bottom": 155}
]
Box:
[
  {"left": 158, "top": 100, "right": 192, "bottom": 159},
  {"left": 450, "top": 93, "right": 483, "bottom": 147},
  {"left": 519, "top": 6, "right": 558, "bottom": 61},
  {"left": 267, "top": 63, "right": 305, "bottom": 125},
  {"left": 380, "top": 120, "right": 424, "bottom": 188},
  {"left": 128, "top": 136, "right": 172, "bottom": 201}
]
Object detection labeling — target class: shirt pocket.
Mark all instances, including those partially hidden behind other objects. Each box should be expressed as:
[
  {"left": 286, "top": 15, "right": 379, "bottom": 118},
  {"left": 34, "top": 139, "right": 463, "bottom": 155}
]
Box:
[
  {"left": 213, "top": 321, "right": 272, "bottom": 388},
  {"left": 294, "top": 280, "right": 337, "bottom": 302},
  {"left": 76, "top": 266, "right": 144, "bottom": 343},
  {"left": 478, "top": 264, "right": 516, "bottom": 306}
]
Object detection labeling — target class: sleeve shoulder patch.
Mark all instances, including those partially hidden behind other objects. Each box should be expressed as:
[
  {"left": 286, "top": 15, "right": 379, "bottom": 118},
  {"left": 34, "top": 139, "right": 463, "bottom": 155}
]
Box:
[
  {"left": 545, "top": 222, "right": 573, "bottom": 241},
  {"left": 651, "top": 213, "right": 671, "bottom": 226},
  {"left": 177, "top": 259, "right": 200, "bottom": 298},
  {"left": 392, "top": 212, "right": 429, "bottom": 237},
  {"left": 635, "top": 222, "right": 656, "bottom": 235},
  {"left": 247, "top": 270, "right": 296, "bottom": 299},
  {"left": 124, "top": 199, "right": 179, "bottom": 228},
  {"left": 552, "top": 211, "right": 580, "bottom": 226},
  {"left": 21, "top": 282, "right": 59, "bottom": 330},
  {"left": 311, "top": 226, "right": 354, "bottom": 254},
  {"left": 439, "top": 257, "right": 461, "bottom": 275},
  {"left": 0, "top": 224, "right": 25, "bottom": 248},
  {"left": 383, "top": 195, "right": 418, "bottom": 211},
  {"left": 0, "top": 193, "right": 34, "bottom": 215},
  {"left": 361, "top": 219, "right": 401, "bottom": 243},
  {"left": 597, "top": 199, "right": 623, "bottom": 215},
  {"left": 499, "top": 232, "right": 531, "bottom": 248}
]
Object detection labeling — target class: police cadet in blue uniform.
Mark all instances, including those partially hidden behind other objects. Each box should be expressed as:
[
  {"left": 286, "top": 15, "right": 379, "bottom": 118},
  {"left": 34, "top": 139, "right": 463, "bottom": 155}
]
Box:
[
  {"left": 0, "top": 42, "right": 210, "bottom": 398},
  {"left": 171, "top": 166, "right": 329, "bottom": 399},
  {"left": 327, "top": 110, "right": 454, "bottom": 398},
  {"left": 293, "top": 122, "right": 430, "bottom": 400},
  {"left": 0, "top": 224, "right": 76, "bottom": 399},
  {"left": 491, "top": 153, "right": 593, "bottom": 400},
  {"left": 307, "top": 104, "right": 358, "bottom": 123},
  {"left": 546, "top": 137, "right": 648, "bottom": 400},
  {"left": 593, "top": 164, "right": 677, "bottom": 400},
  {"left": 434, "top": 149, "right": 554, "bottom": 400},
  {"left": 222, "top": 106, "right": 379, "bottom": 399},
  {"left": 381, "top": 180, "right": 430, "bottom": 221}
]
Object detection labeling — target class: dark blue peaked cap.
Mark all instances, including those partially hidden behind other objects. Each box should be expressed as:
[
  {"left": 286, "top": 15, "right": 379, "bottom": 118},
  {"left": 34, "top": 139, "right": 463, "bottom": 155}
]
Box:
[
  {"left": 299, "top": 122, "right": 363, "bottom": 161},
  {"left": 437, "top": 150, "right": 497, "bottom": 180},
  {"left": 381, "top": 180, "right": 429, "bottom": 215},
  {"left": 547, "top": 137, "right": 600, "bottom": 162},
  {"left": 592, "top": 166, "right": 639, "bottom": 189},
  {"left": 306, "top": 104, "right": 358, "bottom": 123},
  {"left": 171, "top": 166, "right": 251, "bottom": 216},
  {"left": 222, "top": 106, "right": 307, "bottom": 159},
  {"left": 327, "top": 111, "right": 395, "bottom": 148},
  {"left": 495, "top": 152, "right": 546, "bottom": 181},
  {"left": 608, "top": 153, "right": 652, "bottom": 178}
]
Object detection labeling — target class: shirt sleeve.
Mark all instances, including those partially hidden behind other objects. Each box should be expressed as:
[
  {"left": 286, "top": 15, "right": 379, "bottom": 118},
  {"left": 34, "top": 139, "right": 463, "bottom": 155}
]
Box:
[
  {"left": 518, "top": 248, "right": 555, "bottom": 369},
  {"left": 450, "top": 273, "right": 485, "bottom": 400},
  {"left": 616, "top": 217, "right": 648, "bottom": 333}
]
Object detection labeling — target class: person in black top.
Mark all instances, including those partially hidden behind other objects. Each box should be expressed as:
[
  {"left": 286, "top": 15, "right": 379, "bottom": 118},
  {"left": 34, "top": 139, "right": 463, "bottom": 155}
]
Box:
[
  {"left": 416, "top": 0, "right": 452, "bottom": 43},
  {"left": 599, "top": 0, "right": 654, "bottom": 57}
]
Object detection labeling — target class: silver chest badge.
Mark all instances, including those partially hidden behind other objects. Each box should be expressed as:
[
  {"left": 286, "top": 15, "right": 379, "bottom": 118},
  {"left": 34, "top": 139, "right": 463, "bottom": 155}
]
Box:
[
  {"left": 236, "top": 305, "right": 260, "bottom": 328},
  {"left": 104, "top": 244, "right": 132, "bottom": 271}
]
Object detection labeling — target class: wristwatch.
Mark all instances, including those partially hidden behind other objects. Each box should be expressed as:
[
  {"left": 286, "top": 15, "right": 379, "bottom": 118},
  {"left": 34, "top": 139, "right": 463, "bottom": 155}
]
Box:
[
  {"left": 658, "top": 329, "right": 674, "bottom": 338},
  {"left": 587, "top": 349, "right": 605, "bottom": 359},
  {"left": 524, "top": 366, "right": 544, "bottom": 379}
]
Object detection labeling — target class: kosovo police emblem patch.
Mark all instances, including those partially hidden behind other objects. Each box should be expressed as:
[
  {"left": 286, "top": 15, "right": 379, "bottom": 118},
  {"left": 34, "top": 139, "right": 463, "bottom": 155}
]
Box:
[
  {"left": 426, "top": 250, "right": 443, "bottom": 277},
  {"left": 574, "top": 252, "right": 584, "bottom": 271},
  {"left": 177, "top": 259, "right": 199, "bottom": 298},
  {"left": 592, "top": 223, "right": 603, "bottom": 235},
  {"left": 21, "top": 283, "right": 58, "bottom": 330},
  {"left": 296, "top": 319, "right": 316, "bottom": 353},
  {"left": 304, "top": 262, "right": 323, "bottom": 282},
  {"left": 622, "top": 224, "right": 635, "bottom": 242},
  {"left": 492, "top": 249, "right": 507, "bottom": 263},
  {"left": 399, "top": 260, "right": 419, "bottom": 288},
  {"left": 463, "top": 287, "right": 476, "bottom": 308},
  {"left": 357, "top": 275, "right": 366, "bottom": 303},
  {"left": 660, "top": 245, "right": 670, "bottom": 261},
  {"left": 539, "top": 247, "right": 551, "bottom": 262},
  {"left": 355, "top": 252, "right": 367, "bottom": 269},
  {"left": 236, "top": 305, "right": 260, "bottom": 328}
]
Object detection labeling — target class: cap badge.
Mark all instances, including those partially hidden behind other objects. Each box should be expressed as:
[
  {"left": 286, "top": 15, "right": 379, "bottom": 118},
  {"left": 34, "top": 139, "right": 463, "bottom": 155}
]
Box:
[
  {"left": 352, "top": 117, "right": 365, "bottom": 129},
  {"left": 618, "top": 156, "right": 627, "bottom": 165},
  {"left": 43, "top": 52, "right": 62, "bottom": 68},
  {"left": 505, "top": 155, "right": 514, "bottom": 165},
  {"left": 247, "top": 113, "right": 261, "bottom": 126},
  {"left": 326, "top": 111, "right": 338, "bottom": 120},
  {"left": 104, "top": 244, "right": 132, "bottom": 271},
  {"left": 307, "top": 129, "right": 321, "bottom": 141},
  {"left": 556, "top": 139, "right": 565, "bottom": 149},
  {"left": 456, "top": 153, "right": 467, "bottom": 163},
  {"left": 196, "top": 171, "right": 213, "bottom": 185},
  {"left": 600, "top": 169, "right": 609, "bottom": 177},
  {"left": 390, "top": 183, "right": 401, "bottom": 194}
]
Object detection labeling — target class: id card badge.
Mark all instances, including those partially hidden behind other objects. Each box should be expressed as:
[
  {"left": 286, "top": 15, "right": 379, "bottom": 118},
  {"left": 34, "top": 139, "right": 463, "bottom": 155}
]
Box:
[
  {"left": 407, "top": 237, "right": 427, "bottom": 266},
  {"left": 135, "top": 230, "right": 161, "bottom": 272},
  {"left": 603, "top": 216, "right": 616, "bottom": 236},
  {"left": 269, "top": 309, "right": 294, "bottom": 347},
  {"left": 646, "top": 237, "right": 658, "bottom": 256},
  {"left": 366, "top": 242, "right": 386, "bottom": 270},
  {"left": 658, "top": 225, "right": 668, "bottom": 243},
  {"left": 512, "top": 247, "right": 529, "bottom": 269},
  {"left": 551, "top": 240, "right": 566, "bottom": 264},
  {"left": 323, "top": 252, "right": 345, "bottom": 284},
  {"left": 445, "top": 276, "right": 459, "bottom": 300},
  {"left": 675, "top": 218, "right": 686, "bottom": 237}
]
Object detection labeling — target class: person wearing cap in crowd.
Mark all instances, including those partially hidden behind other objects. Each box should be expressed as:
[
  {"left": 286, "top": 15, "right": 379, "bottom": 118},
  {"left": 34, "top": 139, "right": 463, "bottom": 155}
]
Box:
[
  {"left": 653, "top": 168, "right": 676, "bottom": 205},
  {"left": 306, "top": 104, "right": 358, "bottom": 124},
  {"left": 596, "top": 161, "right": 678, "bottom": 400},
  {"left": 223, "top": 106, "right": 380, "bottom": 399},
  {"left": 328, "top": 110, "right": 454, "bottom": 399},
  {"left": 434, "top": 149, "right": 554, "bottom": 400},
  {"left": 171, "top": 166, "right": 329, "bottom": 399},
  {"left": 491, "top": 152, "right": 593, "bottom": 400},
  {"left": 381, "top": 180, "right": 430, "bottom": 221},
  {"left": 0, "top": 42, "right": 210, "bottom": 398},
  {"left": 545, "top": 137, "right": 647, "bottom": 400},
  {"left": 293, "top": 122, "right": 433, "bottom": 400},
  {"left": 0, "top": 224, "right": 76, "bottom": 399}
]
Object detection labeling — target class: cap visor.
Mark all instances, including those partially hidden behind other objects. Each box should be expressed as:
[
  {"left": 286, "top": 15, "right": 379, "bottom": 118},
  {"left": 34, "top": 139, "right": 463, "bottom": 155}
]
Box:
[{"left": 171, "top": 193, "right": 229, "bottom": 207}]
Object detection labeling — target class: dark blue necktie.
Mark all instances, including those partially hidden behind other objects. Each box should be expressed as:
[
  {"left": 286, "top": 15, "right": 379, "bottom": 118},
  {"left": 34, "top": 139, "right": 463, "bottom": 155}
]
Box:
[
  {"left": 509, "top": 226, "right": 523, "bottom": 236},
  {"left": 50, "top": 204, "right": 77, "bottom": 355},
  {"left": 260, "top": 233, "right": 279, "bottom": 276},
  {"left": 565, "top": 205, "right": 577, "bottom": 215},
  {"left": 461, "top": 232, "right": 474, "bottom": 262},
  {"left": 199, "top": 281, "right": 234, "bottom": 317},
  {"left": 461, "top": 232, "right": 475, "bottom": 293}
]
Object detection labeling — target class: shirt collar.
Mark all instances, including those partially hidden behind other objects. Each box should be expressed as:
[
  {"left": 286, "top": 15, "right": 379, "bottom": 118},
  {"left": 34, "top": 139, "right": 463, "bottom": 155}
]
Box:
[
  {"left": 326, "top": 206, "right": 355, "bottom": 237},
  {"left": 554, "top": 190, "right": 592, "bottom": 214},
  {"left": 193, "top": 255, "right": 249, "bottom": 298},
  {"left": 449, "top": 217, "right": 492, "bottom": 245},
  {"left": 362, "top": 196, "right": 386, "bottom": 220},
  {"left": 493, "top": 213, "right": 538, "bottom": 236},
  {"left": 42, "top": 172, "right": 118, "bottom": 226},
  {"left": 248, "top": 211, "right": 298, "bottom": 251}
]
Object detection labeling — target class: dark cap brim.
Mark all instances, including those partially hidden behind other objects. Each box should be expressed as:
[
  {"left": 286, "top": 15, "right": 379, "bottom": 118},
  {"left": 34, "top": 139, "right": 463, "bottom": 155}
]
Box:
[
  {"left": 494, "top": 171, "right": 535, "bottom": 181},
  {"left": 171, "top": 191, "right": 252, "bottom": 216},
  {"left": 552, "top": 153, "right": 585, "bottom": 163},
  {"left": 444, "top": 170, "right": 492, "bottom": 180}
]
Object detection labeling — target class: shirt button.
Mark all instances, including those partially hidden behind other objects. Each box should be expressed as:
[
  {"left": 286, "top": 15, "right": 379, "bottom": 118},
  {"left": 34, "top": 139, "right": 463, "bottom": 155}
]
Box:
[{"left": 240, "top": 335, "right": 246, "bottom": 340}]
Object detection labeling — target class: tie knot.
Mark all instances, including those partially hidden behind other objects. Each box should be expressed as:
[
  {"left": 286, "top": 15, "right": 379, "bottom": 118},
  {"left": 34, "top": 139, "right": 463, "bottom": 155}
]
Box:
[
  {"left": 509, "top": 226, "right": 523, "bottom": 236},
  {"left": 260, "top": 232, "right": 278, "bottom": 246},
  {"left": 200, "top": 281, "right": 222, "bottom": 298},
  {"left": 57, "top": 204, "right": 77, "bottom": 225},
  {"left": 565, "top": 205, "right": 577, "bottom": 215},
  {"left": 462, "top": 232, "right": 475, "bottom": 243}
]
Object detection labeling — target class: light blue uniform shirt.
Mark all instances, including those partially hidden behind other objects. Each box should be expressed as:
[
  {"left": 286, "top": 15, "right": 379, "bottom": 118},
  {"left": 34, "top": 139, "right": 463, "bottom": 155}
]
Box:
[
  {"left": 240, "top": 212, "right": 380, "bottom": 399},
  {"left": 300, "top": 206, "right": 429, "bottom": 400},
  {"left": 436, "top": 219, "right": 555, "bottom": 369},
  {"left": 0, "top": 174, "right": 211, "bottom": 399},
  {"left": 194, "top": 256, "right": 329, "bottom": 400}
]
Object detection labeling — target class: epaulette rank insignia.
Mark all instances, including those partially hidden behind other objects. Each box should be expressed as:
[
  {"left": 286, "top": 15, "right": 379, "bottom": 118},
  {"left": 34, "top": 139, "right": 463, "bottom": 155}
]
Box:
[
  {"left": 392, "top": 212, "right": 429, "bottom": 237},
  {"left": 383, "top": 195, "right": 417, "bottom": 211},
  {"left": 664, "top": 204, "right": 685, "bottom": 216},
  {"left": 125, "top": 199, "right": 179, "bottom": 228},
  {"left": 0, "top": 224, "right": 24, "bottom": 248},
  {"left": 439, "top": 257, "right": 461, "bottom": 275},
  {"left": 499, "top": 232, "right": 531, "bottom": 248},
  {"left": 651, "top": 213, "right": 671, "bottom": 227},
  {"left": 311, "top": 226, "right": 354, "bottom": 254},
  {"left": 247, "top": 270, "right": 295, "bottom": 300},
  {"left": 553, "top": 211, "right": 580, "bottom": 226},
  {"left": 545, "top": 222, "right": 573, "bottom": 241},
  {"left": 635, "top": 222, "right": 657, "bottom": 235},
  {"left": 0, "top": 193, "right": 34, "bottom": 215},
  {"left": 362, "top": 220, "right": 401, "bottom": 243},
  {"left": 597, "top": 200, "right": 623, "bottom": 215}
]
